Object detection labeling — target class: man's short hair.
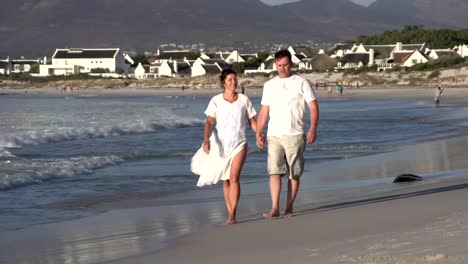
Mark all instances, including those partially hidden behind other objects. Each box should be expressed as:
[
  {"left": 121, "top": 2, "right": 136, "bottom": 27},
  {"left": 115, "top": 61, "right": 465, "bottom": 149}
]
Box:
[{"left": 275, "top": 49, "right": 292, "bottom": 62}]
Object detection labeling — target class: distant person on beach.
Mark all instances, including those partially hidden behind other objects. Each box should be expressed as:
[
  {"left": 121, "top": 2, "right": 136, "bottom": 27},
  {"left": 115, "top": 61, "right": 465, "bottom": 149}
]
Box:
[
  {"left": 327, "top": 83, "right": 332, "bottom": 95},
  {"left": 336, "top": 82, "right": 343, "bottom": 95},
  {"left": 434, "top": 85, "right": 444, "bottom": 108},
  {"left": 191, "top": 69, "right": 257, "bottom": 224},
  {"left": 256, "top": 49, "right": 319, "bottom": 218}
]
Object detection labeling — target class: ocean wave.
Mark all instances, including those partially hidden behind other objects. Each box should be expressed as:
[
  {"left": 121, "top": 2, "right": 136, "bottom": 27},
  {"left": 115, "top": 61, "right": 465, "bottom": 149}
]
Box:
[
  {"left": 0, "top": 148, "right": 13, "bottom": 158},
  {"left": 0, "top": 117, "right": 204, "bottom": 148},
  {"left": 0, "top": 155, "right": 124, "bottom": 190}
]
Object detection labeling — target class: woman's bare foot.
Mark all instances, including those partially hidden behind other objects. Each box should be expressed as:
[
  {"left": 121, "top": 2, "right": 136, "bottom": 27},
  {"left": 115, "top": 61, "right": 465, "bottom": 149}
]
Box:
[
  {"left": 224, "top": 218, "right": 237, "bottom": 225},
  {"left": 262, "top": 210, "right": 280, "bottom": 219}
]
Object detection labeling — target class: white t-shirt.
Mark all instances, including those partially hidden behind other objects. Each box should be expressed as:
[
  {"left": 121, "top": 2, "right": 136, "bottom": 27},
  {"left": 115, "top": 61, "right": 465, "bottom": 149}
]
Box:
[
  {"left": 205, "top": 93, "right": 257, "bottom": 156},
  {"left": 261, "top": 75, "right": 316, "bottom": 136}
]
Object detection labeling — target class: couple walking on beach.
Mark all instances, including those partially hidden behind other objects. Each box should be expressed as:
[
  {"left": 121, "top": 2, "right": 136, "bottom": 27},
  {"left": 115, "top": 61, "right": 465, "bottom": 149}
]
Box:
[{"left": 191, "top": 49, "right": 320, "bottom": 224}]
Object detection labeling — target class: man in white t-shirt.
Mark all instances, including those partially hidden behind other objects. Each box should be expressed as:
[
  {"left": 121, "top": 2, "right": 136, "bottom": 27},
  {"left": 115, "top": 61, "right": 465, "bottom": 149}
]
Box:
[{"left": 256, "top": 49, "right": 319, "bottom": 218}]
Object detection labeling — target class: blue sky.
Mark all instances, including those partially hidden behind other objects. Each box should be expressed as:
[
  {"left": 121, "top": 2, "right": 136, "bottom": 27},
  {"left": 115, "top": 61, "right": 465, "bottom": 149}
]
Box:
[{"left": 261, "top": 0, "right": 376, "bottom": 7}]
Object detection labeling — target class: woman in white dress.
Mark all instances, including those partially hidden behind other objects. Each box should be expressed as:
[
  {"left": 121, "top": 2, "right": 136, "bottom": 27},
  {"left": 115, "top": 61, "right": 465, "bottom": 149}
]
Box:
[{"left": 199, "top": 69, "right": 257, "bottom": 224}]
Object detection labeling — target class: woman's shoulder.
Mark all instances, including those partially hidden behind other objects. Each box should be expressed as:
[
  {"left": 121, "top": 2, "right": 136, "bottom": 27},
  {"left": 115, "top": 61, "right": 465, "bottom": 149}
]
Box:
[
  {"left": 210, "top": 93, "right": 224, "bottom": 101},
  {"left": 238, "top": 93, "right": 253, "bottom": 102}
]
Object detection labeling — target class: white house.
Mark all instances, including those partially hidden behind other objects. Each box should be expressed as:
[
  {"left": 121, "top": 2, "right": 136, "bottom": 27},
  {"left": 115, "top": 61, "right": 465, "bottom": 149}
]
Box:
[
  {"left": 427, "top": 49, "right": 460, "bottom": 60},
  {"left": 286, "top": 46, "right": 306, "bottom": 64},
  {"left": 191, "top": 63, "right": 222, "bottom": 77},
  {"left": 400, "top": 50, "right": 429, "bottom": 67},
  {"left": 134, "top": 63, "right": 147, "bottom": 79},
  {"left": 224, "top": 50, "right": 245, "bottom": 64},
  {"left": 159, "top": 60, "right": 191, "bottom": 77},
  {"left": 0, "top": 58, "right": 13, "bottom": 75},
  {"left": 244, "top": 57, "right": 276, "bottom": 74},
  {"left": 11, "top": 59, "right": 42, "bottom": 73},
  {"left": 454, "top": 44, "right": 468, "bottom": 58},
  {"left": 39, "top": 48, "right": 131, "bottom": 76},
  {"left": 191, "top": 57, "right": 230, "bottom": 77}
]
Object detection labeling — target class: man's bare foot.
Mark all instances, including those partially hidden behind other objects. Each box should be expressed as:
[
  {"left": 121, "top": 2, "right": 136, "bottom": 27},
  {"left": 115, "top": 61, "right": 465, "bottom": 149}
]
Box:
[
  {"left": 284, "top": 211, "right": 294, "bottom": 218},
  {"left": 262, "top": 210, "right": 280, "bottom": 218}
]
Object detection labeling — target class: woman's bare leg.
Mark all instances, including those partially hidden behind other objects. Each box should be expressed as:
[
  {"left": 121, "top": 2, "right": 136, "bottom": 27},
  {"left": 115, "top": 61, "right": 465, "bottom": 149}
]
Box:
[{"left": 225, "top": 146, "right": 247, "bottom": 224}]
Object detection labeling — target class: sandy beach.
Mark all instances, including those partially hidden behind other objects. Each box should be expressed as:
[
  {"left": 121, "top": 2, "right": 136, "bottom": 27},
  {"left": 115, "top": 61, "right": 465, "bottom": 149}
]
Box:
[{"left": 1, "top": 86, "right": 468, "bottom": 264}]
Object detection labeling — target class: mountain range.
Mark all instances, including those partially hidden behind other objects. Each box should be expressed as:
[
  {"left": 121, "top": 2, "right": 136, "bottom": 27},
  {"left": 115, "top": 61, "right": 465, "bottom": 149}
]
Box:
[{"left": 1, "top": 0, "right": 467, "bottom": 57}]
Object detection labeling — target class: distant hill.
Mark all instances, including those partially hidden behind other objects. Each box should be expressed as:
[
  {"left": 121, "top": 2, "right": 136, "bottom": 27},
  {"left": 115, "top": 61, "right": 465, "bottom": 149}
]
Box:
[{"left": 1, "top": 0, "right": 467, "bottom": 57}]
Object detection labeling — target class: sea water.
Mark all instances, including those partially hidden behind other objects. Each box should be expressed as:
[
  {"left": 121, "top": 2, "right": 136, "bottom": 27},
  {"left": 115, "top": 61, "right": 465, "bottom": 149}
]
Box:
[{"left": 0, "top": 91, "right": 467, "bottom": 233}]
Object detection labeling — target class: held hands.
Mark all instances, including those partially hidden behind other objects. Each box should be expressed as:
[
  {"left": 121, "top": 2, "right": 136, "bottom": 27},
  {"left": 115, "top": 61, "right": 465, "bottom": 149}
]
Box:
[
  {"left": 203, "top": 141, "right": 210, "bottom": 153},
  {"left": 256, "top": 132, "right": 265, "bottom": 149}
]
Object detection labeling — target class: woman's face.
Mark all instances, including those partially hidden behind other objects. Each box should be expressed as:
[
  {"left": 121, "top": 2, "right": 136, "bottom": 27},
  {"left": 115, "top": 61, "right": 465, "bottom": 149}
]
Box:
[{"left": 223, "top": 73, "right": 238, "bottom": 91}]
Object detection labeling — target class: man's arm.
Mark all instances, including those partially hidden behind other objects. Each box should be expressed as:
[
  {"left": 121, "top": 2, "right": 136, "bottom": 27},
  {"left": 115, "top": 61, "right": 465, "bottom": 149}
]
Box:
[
  {"left": 255, "top": 105, "right": 269, "bottom": 149},
  {"left": 306, "top": 100, "right": 319, "bottom": 144}
]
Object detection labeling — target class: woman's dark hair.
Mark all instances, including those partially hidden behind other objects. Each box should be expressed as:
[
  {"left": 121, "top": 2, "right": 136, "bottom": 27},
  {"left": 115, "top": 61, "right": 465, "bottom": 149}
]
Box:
[{"left": 220, "top": 68, "right": 237, "bottom": 83}]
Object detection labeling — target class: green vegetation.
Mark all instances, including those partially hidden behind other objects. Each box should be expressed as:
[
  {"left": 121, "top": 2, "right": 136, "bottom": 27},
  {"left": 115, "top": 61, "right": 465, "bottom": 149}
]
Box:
[
  {"left": 427, "top": 70, "right": 441, "bottom": 79},
  {"left": 29, "top": 64, "right": 40, "bottom": 74},
  {"left": 131, "top": 54, "right": 148, "bottom": 66},
  {"left": 186, "top": 52, "right": 201, "bottom": 60},
  {"left": 356, "top": 25, "right": 468, "bottom": 49},
  {"left": 231, "top": 52, "right": 270, "bottom": 75},
  {"left": 90, "top": 68, "right": 110, "bottom": 73},
  {"left": 343, "top": 65, "right": 377, "bottom": 75}
]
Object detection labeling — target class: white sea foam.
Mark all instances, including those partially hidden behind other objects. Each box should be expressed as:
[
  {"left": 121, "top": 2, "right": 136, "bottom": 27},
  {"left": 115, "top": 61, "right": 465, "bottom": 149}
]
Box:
[
  {"left": 0, "top": 155, "right": 124, "bottom": 190},
  {"left": 0, "top": 148, "right": 13, "bottom": 158},
  {"left": 0, "top": 116, "right": 204, "bottom": 148}
]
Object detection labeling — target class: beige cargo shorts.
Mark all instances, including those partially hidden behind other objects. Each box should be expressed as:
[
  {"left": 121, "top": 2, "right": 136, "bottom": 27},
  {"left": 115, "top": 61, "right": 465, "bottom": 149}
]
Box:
[{"left": 267, "top": 134, "right": 306, "bottom": 179}]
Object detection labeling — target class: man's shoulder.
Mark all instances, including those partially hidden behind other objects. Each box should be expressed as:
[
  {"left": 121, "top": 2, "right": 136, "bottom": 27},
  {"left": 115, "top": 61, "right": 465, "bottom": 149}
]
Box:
[
  {"left": 290, "top": 74, "right": 307, "bottom": 82},
  {"left": 264, "top": 76, "right": 279, "bottom": 86}
]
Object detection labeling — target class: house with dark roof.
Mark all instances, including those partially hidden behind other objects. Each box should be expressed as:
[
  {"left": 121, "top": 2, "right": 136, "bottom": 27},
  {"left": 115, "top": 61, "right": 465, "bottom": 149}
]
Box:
[
  {"left": 0, "top": 57, "right": 41, "bottom": 75},
  {"left": 11, "top": 59, "right": 42, "bottom": 73},
  {"left": 427, "top": 49, "right": 461, "bottom": 60},
  {"left": 399, "top": 50, "right": 429, "bottom": 67},
  {"left": 193, "top": 58, "right": 230, "bottom": 70},
  {"left": 287, "top": 46, "right": 309, "bottom": 65},
  {"left": 328, "top": 43, "right": 354, "bottom": 58},
  {"left": 337, "top": 53, "right": 370, "bottom": 70},
  {"left": 155, "top": 50, "right": 192, "bottom": 63},
  {"left": 192, "top": 64, "right": 222, "bottom": 77},
  {"left": 331, "top": 42, "right": 427, "bottom": 71},
  {"left": 159, "top": 61, "right": 191, "bottom": 77},
  {"left": 392, "top": 51, "right": 414, "bottom": 65},
  {"left": 39, "top": 48, "right": 130, "bottom": 76},
  {"left": 191, "top": 58, "right": 224, "bottom": 77},
  {"left": 299, "top": 50, "right": 337, "bottom": 71}
]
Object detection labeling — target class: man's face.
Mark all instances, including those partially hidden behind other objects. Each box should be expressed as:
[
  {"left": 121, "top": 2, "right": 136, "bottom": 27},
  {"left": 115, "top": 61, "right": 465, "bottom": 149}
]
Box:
[{"left": 275, "top": 56, "right": 292, "bottom": 78}]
